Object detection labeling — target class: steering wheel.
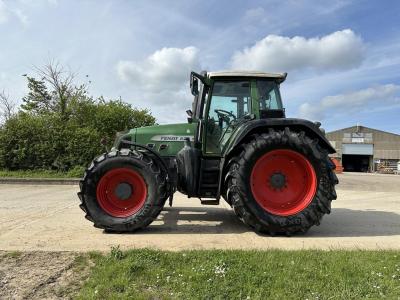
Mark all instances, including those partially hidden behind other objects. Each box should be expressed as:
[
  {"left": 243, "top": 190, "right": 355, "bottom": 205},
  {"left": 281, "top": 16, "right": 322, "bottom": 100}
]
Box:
[{"left": 214, "top": 109, "right": 236, "bottom": 125}]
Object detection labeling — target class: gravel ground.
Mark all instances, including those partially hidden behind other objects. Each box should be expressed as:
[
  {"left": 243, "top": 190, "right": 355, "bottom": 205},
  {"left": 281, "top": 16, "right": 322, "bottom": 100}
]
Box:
[
  {"left": 0, "top": 172, "right": 399, "bottom": 299},
  {"left": 0, "top": 251, "right": 90, "bottom": 300},
  {"left": 0, "top": 172, "right": 399, "bottom": 252}
]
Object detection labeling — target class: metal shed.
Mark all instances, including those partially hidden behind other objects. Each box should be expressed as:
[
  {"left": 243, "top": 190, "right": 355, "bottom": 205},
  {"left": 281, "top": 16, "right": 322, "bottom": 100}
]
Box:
[{"left": 326, "top": 125, "right": 400, "bottom": 173}]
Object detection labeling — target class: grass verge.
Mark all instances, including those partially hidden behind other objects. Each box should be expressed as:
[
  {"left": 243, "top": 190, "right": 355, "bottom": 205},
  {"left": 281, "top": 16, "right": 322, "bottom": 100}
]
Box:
[
  {"left": 77, "top": 247, "right": 400, "bottom": 299},
  {"left": 0, "top": 167, "right": 84, "bottom": 178},
  {"left": 55, "top": 253, "right": 100, "bottom": 298}
]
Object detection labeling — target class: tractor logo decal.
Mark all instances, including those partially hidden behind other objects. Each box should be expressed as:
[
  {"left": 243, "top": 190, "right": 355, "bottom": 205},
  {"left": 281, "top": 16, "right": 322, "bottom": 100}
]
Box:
[{"left": 151, "top": 135, "right": 194, "bottom": 142}]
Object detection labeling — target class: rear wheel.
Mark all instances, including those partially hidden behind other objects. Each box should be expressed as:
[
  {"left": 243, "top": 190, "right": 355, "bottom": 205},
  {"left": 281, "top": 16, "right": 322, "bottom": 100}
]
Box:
[
  {"left": 78, "top": 149, "right": 168, "bottom": 232},
  {"left": 225, "top": 128, "right": 338, "bottom": 235}
]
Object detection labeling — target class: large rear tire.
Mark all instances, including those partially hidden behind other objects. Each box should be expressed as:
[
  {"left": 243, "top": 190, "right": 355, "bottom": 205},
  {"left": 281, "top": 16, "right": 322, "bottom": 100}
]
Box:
[
  {"left": 225, "top": 128, "right": 338, "bottom": 235},
  {"left": 78, "top": 149, "right": 168, "bottom": 232}
]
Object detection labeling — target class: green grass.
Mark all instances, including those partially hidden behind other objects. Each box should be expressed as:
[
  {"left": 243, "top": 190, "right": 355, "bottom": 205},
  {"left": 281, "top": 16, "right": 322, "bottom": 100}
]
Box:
[
  {"left": 0, "top": 166, "right": 85, "bottom": 178},
  {"left": 76, "top": 248, "right": 400, "bottom": 300},
  {"left": 55, "top": 253, "right": 100, "bottom": 298}
]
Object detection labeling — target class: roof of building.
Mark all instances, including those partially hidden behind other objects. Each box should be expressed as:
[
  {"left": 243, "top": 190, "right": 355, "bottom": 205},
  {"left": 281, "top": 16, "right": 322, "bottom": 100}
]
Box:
[
  {"left": 327, "top": 125, "right": 400, "bottom": 137},
  {"left": 207, "top": 70, "right": 287, "bottom": 82}
]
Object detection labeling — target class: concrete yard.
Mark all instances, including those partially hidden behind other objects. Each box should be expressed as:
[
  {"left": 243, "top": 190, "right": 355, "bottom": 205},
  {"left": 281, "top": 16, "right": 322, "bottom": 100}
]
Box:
[{"left": 0, "top": 173, "right": 399, "bottom": 251}]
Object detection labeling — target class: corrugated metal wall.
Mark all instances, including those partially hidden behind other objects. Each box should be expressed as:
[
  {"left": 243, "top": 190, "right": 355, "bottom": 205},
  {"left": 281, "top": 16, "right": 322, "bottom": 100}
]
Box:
[{"left": 326, "top": 126, "right": 400, "bottom": 160}]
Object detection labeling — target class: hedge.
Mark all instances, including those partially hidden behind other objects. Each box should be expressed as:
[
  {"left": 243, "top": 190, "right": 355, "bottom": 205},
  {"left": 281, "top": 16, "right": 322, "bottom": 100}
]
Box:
[{"left": 0, "top": 99, "right": 155, "bottom": 171}]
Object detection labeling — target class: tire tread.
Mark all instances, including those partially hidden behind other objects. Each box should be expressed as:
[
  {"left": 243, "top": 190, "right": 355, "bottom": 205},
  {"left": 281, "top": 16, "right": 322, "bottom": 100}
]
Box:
[{"left": 224, "top": 128, "right": 338, "bottom": 235}]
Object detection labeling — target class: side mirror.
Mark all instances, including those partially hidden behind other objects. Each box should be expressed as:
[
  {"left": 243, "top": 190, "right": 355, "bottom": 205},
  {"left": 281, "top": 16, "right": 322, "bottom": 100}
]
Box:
[{"left": 190, "top": 75, "right": 199, "bottom": 96}]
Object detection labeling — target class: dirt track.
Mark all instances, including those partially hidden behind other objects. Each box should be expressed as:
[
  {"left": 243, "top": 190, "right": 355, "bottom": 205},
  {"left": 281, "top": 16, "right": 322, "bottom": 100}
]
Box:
[
  {"left": 0, "top": 173, "right": 399, "bottom": 251},
  {"left": 0, "top": 251, "right": 87, "bottom": 299}
]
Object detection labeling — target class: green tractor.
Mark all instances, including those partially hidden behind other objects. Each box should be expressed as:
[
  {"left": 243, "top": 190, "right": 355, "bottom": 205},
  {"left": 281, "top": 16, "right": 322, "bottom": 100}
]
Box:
[{"left": 78, "top": 70, "right": 338, "bottom": 235}]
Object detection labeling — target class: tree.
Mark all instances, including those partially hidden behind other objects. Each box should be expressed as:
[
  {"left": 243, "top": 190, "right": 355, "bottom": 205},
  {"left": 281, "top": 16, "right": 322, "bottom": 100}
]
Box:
[
  {"left": 0, "top": 60, "right": 156, "bottom": 171},
  {"left": 0, "top": 90, "right": 15, "bottom": 123},
  {"left": 21, "top": 77, "right": 54, "bottom": 114},
  {"left": 21, "top": 60, "right": 86, "bottom": 120}
]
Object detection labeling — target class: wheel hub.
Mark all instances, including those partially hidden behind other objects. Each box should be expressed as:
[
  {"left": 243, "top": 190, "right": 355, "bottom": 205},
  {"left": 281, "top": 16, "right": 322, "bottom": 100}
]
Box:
[
  {"left": 96, "top": 168, "right": 147, "bottom": 218},
  {"left": 250, "top": 149, "right": 317, "bottom": 216},
  {"left": 114, "top": 182, "right": 133, "bottom": 200},
  {"left": 269, "top": 172, "right": 286, "bottom": 190}
]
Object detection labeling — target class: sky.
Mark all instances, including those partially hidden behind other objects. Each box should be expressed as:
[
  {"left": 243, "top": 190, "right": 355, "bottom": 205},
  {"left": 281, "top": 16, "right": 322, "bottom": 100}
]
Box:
[{"left": 0, "top": 0, "right": 400, "bottom": 133}]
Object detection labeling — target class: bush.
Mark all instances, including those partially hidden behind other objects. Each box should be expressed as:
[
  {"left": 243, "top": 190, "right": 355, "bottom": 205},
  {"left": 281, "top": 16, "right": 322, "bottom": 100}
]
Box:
[
  {"left": 0, "top": 113, "right": 56, "bottom": 170},
  {"left": 0, "top": 99, "right": 155, "bottom": 171}
]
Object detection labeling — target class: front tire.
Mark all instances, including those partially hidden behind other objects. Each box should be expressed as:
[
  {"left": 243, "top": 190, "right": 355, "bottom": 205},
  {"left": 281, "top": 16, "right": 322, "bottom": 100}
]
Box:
[
  {"left": 78, "top": 149, "right": 168, "bottom": 232},
  {"left": 225, "top": 128, "right": 338, "bottom": 235}
]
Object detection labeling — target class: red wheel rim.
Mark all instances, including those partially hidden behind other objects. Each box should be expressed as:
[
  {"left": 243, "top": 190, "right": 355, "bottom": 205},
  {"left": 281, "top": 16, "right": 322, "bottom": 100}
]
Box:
[
  {"left": 96, "top": 168, "right": 147, "bottom": 218},
  {"left": 250, "top": 149, "right": 317, "bottom": 216}
]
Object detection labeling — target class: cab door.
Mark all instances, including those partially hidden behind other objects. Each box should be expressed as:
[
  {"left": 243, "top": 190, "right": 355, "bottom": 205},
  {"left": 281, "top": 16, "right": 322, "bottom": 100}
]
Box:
[{"left": 203, "top": 80, "right": 252, "bottom": 156}]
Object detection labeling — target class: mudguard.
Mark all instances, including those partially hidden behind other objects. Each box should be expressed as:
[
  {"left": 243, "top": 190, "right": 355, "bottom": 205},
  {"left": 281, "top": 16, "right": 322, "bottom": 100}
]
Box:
[
  {"left": 176, "top": 139, "right": 201, "bottom": 197},
  {"left": 217, "top": 118, "right": 335, "bottom": 200},
  {"left": 224, "top": 118, "right": 335, "bottom": 156}
]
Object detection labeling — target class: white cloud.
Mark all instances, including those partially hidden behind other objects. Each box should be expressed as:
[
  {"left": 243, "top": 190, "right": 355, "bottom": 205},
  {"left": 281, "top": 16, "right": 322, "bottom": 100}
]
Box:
[
  {"left": 117, "top": 46, "right": 200, "bottom": 94},
  {"left": 231, "top": 29, "right": 365, "bottom": 72},
  {"left": 116, "top": 47, "right": 200, "bottom": 120},
  {"left": 299, "top": 84, "right": 400, "bottom": 120}
]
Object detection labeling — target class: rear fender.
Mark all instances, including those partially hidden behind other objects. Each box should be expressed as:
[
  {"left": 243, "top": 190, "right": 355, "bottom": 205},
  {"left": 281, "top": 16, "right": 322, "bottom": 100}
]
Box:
[
  {"left": 217, "top": 118, "right": 335, "bottom": 200},
  {"left": 224, "top": 118, "right": 335, "bottom": 156}
]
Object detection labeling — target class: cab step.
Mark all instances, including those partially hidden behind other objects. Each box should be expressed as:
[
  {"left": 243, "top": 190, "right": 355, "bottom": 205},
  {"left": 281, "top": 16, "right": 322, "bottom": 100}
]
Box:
[{"left": 200, "top": 199, "right": 220, "bottom": 205}]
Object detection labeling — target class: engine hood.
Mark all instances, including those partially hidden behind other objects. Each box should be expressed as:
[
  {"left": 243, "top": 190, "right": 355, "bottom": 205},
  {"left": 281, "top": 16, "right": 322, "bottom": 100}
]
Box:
[{"left": 128, "top": 122, "right": 197, "bottom": 157}]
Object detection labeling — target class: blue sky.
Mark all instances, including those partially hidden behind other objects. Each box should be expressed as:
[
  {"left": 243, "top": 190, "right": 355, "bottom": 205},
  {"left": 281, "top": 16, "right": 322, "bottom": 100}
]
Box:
[{"left": 0, "top": 0, "right": 399, "bottom": 133}]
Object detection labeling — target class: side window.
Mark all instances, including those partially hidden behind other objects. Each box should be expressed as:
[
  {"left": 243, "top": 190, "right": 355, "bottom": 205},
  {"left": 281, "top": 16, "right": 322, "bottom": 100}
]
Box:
[
  {"left": 256, "top": 80, "right": 282, "bottom": 110},
  {"left": 208, "top": 81, "right": 250, "bottom": 128}
]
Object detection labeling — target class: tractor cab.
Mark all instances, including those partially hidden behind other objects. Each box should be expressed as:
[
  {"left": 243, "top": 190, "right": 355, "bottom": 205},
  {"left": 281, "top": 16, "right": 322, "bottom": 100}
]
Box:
[{"left": 189, "top": 71, "right": 287, "bottom": 155}]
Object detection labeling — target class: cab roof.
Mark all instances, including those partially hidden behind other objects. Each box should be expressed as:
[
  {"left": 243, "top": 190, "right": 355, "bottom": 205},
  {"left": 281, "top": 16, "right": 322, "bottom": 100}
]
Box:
[{"left": 207, "top": 70, "right": 287, "bottom": 83}]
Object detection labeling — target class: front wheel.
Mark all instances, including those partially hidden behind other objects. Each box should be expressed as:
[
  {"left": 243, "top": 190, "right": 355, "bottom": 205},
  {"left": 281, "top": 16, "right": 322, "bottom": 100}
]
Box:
[
  {"left": 225, "top": 128, "right": 338, "bottom": 235},
  {"left": 78, "top": 149, "right": 168, "bottom": 232}
]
